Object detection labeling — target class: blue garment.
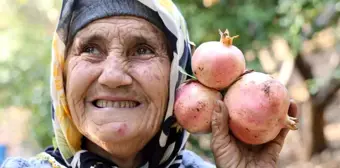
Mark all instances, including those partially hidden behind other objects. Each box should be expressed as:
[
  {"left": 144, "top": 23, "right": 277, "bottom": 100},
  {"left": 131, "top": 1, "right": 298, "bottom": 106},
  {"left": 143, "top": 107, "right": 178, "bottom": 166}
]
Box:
[{"left": 1, "top": 150, "right": 215, "bottom": 168}]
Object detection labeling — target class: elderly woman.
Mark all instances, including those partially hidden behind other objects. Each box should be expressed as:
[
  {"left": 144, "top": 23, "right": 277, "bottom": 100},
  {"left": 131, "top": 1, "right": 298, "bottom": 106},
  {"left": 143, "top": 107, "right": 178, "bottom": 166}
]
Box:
[{"left": 1, "top": 0, "right": 298, "bottom": 168}]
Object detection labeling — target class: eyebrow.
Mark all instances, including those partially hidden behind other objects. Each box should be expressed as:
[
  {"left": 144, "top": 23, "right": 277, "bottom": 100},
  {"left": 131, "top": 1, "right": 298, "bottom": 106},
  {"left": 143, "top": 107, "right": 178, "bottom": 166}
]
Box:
[{"left": 128, "top": 34, "right": 152, "bottom": 46}]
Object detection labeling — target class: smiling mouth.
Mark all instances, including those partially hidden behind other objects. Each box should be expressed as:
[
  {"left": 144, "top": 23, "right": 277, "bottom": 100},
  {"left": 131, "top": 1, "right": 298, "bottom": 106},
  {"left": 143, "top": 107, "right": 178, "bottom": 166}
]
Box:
[{"left": 93, "top": 100, "right": 141, "bottom": 108}]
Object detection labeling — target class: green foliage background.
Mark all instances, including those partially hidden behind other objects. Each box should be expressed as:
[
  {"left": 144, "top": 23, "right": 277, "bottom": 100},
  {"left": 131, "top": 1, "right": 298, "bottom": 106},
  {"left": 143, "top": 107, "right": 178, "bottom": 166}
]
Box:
[{"left": 0, "top": 0, "right": 339, "bottom": 159}]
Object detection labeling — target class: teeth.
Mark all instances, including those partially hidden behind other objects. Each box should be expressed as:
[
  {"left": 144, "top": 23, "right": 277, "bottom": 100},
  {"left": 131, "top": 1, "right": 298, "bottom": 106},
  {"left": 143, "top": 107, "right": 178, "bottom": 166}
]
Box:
[
  {"left": 113, "top": 102, "right": 119, "bottom": 108},
  {"left": 119, "top": 101, "right": 125, "bottom": 108},
  {"left": 107, "top": 101, "right": 113, "bottom": 107},
  {"left": 130, "top": 101, "right": 135, "bottom": 108},
  {"left": 95, "top": 100, "right": 138, "bottom": 108},
  {"left": 112, "top": 102, "right": 118, "bottom": 108}
]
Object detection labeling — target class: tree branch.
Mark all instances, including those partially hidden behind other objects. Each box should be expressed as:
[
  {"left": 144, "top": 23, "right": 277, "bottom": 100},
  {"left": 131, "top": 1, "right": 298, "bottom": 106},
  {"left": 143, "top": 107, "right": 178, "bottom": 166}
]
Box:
[
  {"left": 312, "top": 77, "right": 340, "bottom": 110},
  {"left": 296, "top": 49, "right": 340, "bottom": 111},
  {"left": 294, "top": 3, "right": 340, "bottom": 110},
  {"left": 293, "top": 4, "right": 338, "bottom": 80},
  {"left": 301, "top": 3, "right": 339, "bottom": 40},
  {"left": 295, "top": 52, "right": 314, "bottom": 80}
]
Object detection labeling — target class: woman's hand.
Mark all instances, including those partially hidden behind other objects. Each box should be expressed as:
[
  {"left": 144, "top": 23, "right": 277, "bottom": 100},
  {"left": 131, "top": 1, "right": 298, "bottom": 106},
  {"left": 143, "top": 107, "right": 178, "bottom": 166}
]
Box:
[{"left": 210, "top": 100, "right": 298, "bottom": 168}]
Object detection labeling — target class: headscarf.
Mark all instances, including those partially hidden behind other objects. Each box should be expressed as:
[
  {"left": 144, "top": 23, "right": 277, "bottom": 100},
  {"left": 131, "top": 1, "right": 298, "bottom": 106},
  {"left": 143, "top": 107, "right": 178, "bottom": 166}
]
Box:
[{"left": 38, "top": 0, "right": 195, "bottom": 167}]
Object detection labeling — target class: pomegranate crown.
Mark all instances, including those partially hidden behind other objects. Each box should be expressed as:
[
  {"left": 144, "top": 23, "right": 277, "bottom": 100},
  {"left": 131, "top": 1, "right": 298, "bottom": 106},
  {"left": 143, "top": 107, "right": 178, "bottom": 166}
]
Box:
[{"left": 219, "top": 29, "right": 239, "bottom": 46}]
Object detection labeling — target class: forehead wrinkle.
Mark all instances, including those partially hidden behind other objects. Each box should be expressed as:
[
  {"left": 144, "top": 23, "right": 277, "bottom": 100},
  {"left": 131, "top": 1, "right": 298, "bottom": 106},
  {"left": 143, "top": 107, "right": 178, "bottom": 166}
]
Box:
[
  {"left": 94, "top": 17, "right": 163, "bottom": 44},
  {"left": 75, "top": 25, "right": 111, "bottom": 45},
  {"left": 72, "top": 17, "right": 167, "bottom": 53},
  {"left": 115, "top": 24, "right": 161, "bottom": 46},
  {"left": 94, "top": 16, "right": 153, "bottom": 30}
]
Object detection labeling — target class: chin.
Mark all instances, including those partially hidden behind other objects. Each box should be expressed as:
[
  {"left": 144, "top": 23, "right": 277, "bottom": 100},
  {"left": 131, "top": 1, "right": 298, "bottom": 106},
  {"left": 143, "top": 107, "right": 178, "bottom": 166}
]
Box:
[
  {"left": 94, "top": 129, "right": 150, "bottom": 158},
  {"left": 94, "top": 121, "right": 136, "bottom": 142}
]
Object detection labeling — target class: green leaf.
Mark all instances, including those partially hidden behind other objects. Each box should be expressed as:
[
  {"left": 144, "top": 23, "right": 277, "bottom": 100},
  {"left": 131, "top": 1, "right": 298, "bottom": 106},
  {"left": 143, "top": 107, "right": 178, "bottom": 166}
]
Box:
[
  {"left": 52, "top": 137, "right": 57, "bottom": 151},
  {"left": 178, "top": 65, "right": 197, "bottom": 79}
]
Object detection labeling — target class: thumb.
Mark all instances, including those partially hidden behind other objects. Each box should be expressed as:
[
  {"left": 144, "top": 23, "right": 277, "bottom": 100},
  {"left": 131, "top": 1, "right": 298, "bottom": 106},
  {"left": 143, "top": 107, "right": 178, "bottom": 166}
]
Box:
[{"left": 211, "top": 100, "right": 230, "bottom": 143}]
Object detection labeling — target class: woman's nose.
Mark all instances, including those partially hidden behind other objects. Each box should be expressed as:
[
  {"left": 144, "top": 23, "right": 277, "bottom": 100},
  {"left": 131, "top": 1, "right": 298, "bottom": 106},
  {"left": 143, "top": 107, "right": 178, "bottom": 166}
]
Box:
[{"left": 98, "top": 56, "right": 133, "bottom": 88}]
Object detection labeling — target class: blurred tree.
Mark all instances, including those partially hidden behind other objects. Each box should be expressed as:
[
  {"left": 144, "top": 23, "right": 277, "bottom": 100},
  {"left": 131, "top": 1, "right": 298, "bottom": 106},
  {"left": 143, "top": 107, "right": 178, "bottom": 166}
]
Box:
[{"left": 0, "top": 0, "right": 60, "bottom": 148}]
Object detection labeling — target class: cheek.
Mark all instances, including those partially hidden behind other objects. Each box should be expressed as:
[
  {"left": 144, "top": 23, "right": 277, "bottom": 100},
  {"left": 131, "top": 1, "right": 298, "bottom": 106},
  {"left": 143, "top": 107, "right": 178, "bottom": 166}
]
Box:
[
  {"left": 132, "top": 58, "right": 170, "bottom": 99},
  {"left": 65, "top": 58, "right": 101, "bottom": 125},
  {"left": 130, "top": 57, "right": 170, "bottom": 124}
]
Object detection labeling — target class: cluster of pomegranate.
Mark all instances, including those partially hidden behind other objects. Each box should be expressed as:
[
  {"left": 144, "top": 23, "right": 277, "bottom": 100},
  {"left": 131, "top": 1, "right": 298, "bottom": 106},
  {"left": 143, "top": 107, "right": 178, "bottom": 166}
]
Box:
[{"left": 174, "top": 29, "right": 298, "bottom": 145}]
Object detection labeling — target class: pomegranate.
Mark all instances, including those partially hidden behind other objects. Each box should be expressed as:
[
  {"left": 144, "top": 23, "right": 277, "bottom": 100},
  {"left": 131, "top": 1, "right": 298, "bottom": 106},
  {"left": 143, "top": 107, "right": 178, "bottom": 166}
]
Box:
[
  {"left": 191, "top": 29, "right": 246, "bottom": 90},
  {"left": 224, "top": 72, "right": 298, "bottom": 145},
  {"left": 174, "top": 80, "right": 222, "bottom": 133}
]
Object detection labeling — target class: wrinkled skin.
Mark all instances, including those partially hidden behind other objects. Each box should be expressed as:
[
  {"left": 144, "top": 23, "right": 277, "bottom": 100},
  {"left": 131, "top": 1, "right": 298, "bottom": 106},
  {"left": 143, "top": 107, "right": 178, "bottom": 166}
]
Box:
[
  {"left": 211, "top": 100, "right": 298, "bottom": 168},
  {"left": 64, "top": 16, "right": 170, "bottom": 168}
]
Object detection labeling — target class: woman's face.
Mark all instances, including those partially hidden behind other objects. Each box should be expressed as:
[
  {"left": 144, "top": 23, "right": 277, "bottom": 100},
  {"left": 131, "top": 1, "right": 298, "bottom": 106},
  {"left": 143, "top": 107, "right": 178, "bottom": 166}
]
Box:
[{"left": 64, "top": 16, "right": 170, "bottom": 157}]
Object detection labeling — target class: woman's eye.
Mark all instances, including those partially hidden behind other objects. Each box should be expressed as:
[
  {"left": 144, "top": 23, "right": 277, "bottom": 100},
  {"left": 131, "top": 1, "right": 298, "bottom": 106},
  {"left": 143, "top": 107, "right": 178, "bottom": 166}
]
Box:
[
  {"left": 135, "top": 46, "right": 154, "bottom": 56},
  {"left": 83, "top": 46, "right": 101, "bottom": 55}
]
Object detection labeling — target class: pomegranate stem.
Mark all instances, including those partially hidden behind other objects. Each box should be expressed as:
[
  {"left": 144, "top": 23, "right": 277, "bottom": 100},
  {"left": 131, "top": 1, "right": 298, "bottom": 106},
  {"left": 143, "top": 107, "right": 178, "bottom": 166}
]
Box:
[
  {"left": 219, "top": 29, "right": 239, "bottom": 46},
  {"left": 178, "top": 65, "right": 197, "bottom": 80},
  {"left": 285, "top": 115, "right": 299, "bottom": 130}
]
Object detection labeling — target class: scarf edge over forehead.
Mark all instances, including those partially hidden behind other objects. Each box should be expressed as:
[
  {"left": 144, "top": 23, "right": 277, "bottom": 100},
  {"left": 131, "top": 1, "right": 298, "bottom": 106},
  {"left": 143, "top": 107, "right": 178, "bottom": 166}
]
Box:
[{"left": 50, "top": 0, "right": 194, "bottom": 167}]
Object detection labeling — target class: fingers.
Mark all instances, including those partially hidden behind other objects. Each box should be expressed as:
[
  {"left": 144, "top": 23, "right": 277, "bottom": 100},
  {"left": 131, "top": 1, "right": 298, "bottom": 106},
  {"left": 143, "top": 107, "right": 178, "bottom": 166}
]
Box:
[
  {"left": 211, "top": 100, "right": 230, "bottom": 139},
  {"left": 260, "top": 130, "right": 286, "bottom": 163},
  {"left": 272, "top": 128, "right": 289, "bottom": 147},
  {"left": 288, "top": 99, "right": 298, "bottom": 117},
  {"left": 262, "top": 99, "right": 298, "bottom": 158},
  {"left": 269, "top": 99, "right": 298, "bottom": 146},
  {"left": 211, "top": 100, "right": 238, "bottom": 167}
]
